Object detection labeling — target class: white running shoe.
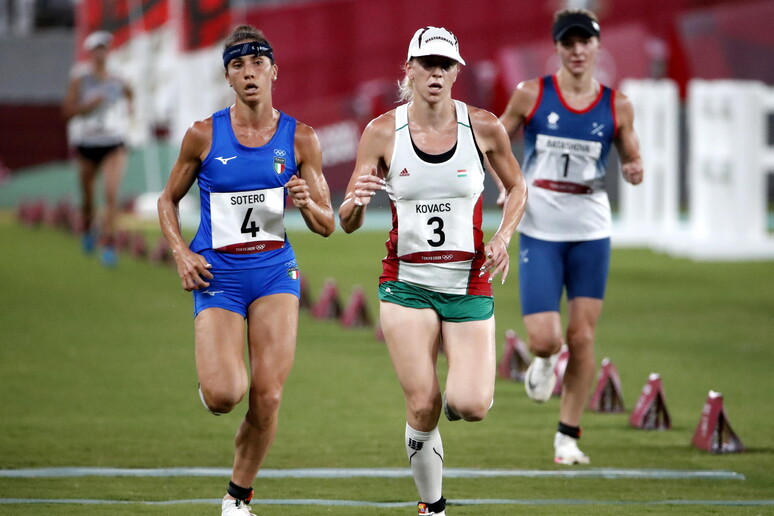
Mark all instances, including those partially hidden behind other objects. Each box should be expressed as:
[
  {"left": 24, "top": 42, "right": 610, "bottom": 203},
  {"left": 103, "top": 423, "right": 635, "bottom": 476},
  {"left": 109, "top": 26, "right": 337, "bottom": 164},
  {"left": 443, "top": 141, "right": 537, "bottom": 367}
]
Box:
[
  {"left": 222, "top": 496, "right": 255, "bottom": 515},
  {"left": 554, "top": 432, "right": 590, "bottom": 465},
  {"left": 524, "top": 353, "right": 558, "bottom": 403},
  {"left": 418, "top": 501, "right": 446, "bottom": 515}
]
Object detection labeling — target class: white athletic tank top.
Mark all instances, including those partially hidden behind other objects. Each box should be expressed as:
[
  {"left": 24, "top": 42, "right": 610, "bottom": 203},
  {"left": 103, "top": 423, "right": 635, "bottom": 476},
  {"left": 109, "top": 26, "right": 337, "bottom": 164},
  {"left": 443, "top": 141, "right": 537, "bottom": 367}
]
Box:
[
  {"left": 380, "top": 100, "right": 491, "bottom": 296},
  {"left": 67, "top": 66, "right": 130, "bottom": 147}
]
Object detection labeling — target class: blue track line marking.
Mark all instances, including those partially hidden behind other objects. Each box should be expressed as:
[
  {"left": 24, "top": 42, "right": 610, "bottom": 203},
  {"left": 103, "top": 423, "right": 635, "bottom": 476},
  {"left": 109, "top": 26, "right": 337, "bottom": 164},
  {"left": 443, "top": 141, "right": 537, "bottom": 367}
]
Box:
[
  {"left": 0, "top": 467, "right": 746, "bottom": 480},
  {"left": 2, "top": 467, "right": 759, "bottom": 507}
]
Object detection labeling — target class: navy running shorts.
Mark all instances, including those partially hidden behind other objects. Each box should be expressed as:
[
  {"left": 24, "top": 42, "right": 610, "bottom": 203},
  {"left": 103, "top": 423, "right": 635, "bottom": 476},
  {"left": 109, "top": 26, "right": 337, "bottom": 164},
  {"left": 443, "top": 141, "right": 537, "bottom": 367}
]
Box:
[
  {"left": 76, "top": 143, "right": 125, "bottom": 165},
  {"left": 518, "top": 234, "right": 610, "bottom": 316}
]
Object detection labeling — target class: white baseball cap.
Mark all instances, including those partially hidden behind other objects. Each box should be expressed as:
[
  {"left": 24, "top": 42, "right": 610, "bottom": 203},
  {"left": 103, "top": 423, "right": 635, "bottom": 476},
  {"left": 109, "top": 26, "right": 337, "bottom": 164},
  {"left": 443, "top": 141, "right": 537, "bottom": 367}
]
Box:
[
  {"left": 84, "top": 31, "right": 113, "bottom": 51},
  {"left": 407, "top": 26, "right": 465, "bottom": 65}
]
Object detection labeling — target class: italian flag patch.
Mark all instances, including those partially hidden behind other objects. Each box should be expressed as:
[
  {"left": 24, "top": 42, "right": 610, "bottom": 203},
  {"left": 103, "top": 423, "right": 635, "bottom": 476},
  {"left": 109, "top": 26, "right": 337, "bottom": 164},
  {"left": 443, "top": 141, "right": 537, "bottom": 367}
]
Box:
[{"left": 274, "top": 157, "right": 286, "bottom": 174}]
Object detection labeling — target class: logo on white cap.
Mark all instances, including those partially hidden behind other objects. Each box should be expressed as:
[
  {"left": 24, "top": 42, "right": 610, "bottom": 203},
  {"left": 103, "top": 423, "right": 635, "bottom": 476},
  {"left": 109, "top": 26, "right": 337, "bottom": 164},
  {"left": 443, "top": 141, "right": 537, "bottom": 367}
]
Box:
[
  {"left": 407, "top": 26, "right": 465, "bottom": 65},
  {"left": 84, "top": 31, "right": 113, "bottom": 51}
]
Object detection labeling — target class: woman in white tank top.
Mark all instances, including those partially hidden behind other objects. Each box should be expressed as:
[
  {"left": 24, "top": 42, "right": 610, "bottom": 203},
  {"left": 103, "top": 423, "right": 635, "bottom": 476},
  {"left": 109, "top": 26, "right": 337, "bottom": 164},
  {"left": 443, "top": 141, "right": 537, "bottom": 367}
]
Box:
[
  {"left": 339, "top": 26, "right": 527, "bottom": 516},
  {"left": 62, "top": 31, "right": 133, "bottom": 267}
]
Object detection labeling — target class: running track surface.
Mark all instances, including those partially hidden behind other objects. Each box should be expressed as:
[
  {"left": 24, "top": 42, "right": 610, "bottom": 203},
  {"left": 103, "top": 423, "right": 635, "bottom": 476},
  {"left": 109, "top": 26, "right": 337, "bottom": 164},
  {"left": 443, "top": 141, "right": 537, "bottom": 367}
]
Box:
[{"left": 4, "top": 467, "right": 769, "bottom": 508}]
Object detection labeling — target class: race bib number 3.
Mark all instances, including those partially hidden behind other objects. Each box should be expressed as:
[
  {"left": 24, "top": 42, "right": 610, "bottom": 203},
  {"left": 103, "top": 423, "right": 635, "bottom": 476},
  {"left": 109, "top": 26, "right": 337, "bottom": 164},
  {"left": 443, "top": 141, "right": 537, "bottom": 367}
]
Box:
[
  {"left": 210, "top": 187, "right": 285, "bottom": 254},
  {"left": 395, "top": 197, "right": 477, "bottom": 263}
]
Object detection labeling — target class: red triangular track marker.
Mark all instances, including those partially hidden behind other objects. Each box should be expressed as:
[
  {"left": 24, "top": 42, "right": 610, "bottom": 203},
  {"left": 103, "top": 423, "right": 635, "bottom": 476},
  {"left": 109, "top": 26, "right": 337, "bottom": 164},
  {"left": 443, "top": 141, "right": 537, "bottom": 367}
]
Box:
[
  {"left": 340, "top": 286, "right": 372, "bottom": 328},
  {"left": 298, "top": 275, "right": 312, "bottom": 310},
  {"left": 551, "top": 345, "right": 570, "bottom": 397},
  {"left": 691, "top": 390, "right": 745, "bottom": 453},
  {"left": 497, "top": 330, "right": 532, "bottom": 382},
  {"left": 311, "top": 279, "right": 342, "bottom": 320},
  {"left": 629, "top": 373, "right": 671, "bottom": 430},
  {"left": 587, "top": 358, "right": 625, "bottom": 413}
]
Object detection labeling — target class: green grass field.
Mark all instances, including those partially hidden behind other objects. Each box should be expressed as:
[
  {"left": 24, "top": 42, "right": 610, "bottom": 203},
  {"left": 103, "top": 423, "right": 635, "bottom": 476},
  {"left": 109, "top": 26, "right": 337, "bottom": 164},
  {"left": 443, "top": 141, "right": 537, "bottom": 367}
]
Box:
[{"left": 1, "top": 211, "right": 773, "bottom": 515}]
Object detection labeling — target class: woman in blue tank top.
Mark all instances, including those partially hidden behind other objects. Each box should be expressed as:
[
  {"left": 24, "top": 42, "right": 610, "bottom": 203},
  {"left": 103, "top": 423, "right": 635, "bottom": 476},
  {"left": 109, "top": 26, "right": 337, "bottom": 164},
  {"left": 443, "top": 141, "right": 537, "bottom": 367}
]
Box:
[
  {"left": 157, "top": 25, "right": 334, "bottom": 516},
  {"left": 499, "top": 9, "right": 644, "bottom": 467}
]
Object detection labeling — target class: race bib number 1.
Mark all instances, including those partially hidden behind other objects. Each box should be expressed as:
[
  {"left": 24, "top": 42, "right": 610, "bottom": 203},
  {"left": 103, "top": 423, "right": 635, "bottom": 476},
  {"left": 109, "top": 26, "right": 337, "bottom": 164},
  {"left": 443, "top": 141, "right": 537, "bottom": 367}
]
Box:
[
  {"left": 534, "top": 134, "right": 602, "bottom": 194},
  {"left": 210, "top": 187, "right": 285, "bottom": 254}
]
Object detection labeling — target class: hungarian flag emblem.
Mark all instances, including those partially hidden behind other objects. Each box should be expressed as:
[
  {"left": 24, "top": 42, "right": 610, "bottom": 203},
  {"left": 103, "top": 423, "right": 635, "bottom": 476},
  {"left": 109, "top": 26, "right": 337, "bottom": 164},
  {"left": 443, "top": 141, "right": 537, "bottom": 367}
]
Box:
[{"left": 274, "top": 157, "right": 286, "bottom": 174}]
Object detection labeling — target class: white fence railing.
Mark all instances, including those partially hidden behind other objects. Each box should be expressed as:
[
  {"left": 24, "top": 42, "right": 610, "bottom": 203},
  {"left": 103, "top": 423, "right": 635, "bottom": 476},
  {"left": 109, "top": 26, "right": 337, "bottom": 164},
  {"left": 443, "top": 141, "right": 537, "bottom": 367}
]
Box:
[
  {"left": 615, "top": 79, "right": 774, "bottom": 261},
  {"left": 616, "top": 79, "right": 680, "bottom": 247}
]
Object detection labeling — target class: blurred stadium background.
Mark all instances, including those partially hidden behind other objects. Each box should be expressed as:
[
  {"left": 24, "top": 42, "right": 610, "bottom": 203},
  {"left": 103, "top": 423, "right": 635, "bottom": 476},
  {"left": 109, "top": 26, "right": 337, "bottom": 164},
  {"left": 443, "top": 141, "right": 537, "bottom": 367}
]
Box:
[
  {"left": 1, "top": 0, "right": 773, "bottom": 236},
  {"left": 1, "top": 1, "right": 774, "bottom": 514}
]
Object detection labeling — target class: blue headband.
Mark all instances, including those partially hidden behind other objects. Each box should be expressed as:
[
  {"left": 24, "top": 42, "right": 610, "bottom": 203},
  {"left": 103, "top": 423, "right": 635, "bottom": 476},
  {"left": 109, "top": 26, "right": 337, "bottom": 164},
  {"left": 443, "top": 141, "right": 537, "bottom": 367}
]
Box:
[{"left": 223, "top": 41, "right": 274, "bottom": 68}]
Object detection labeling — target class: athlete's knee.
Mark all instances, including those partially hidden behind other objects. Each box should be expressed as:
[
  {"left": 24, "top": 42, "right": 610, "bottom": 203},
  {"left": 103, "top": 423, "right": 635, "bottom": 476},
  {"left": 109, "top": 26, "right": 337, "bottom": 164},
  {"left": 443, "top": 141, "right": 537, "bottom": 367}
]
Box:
[
  {"left": 198, "top": 383, "right": 246, "bottom": 415},
  {"left": 455, "top": 400, "right": 491, "bottom": 422},
  {"left": 566, "top": 326, "right": 595, "bottom": 351},
  {"left": 245, "top": 386, "right": 284, "bottom": 428},
  {"left": 408, "top": 391, "right": 442, "bottom": 426},
  {"left": 527, "top": 332, "right": 562, "bottom": 357}
]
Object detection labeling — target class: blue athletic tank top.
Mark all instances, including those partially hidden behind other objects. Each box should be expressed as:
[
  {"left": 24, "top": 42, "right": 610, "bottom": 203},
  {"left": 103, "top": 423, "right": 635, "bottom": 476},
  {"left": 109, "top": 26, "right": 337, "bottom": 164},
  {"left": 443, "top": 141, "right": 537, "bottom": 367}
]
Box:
[
  {"left": 520, "top": 75, "right": 618, "bottom": 241},
  {"left": 190, "top": 107, "right": 297, "bottom": 270}
]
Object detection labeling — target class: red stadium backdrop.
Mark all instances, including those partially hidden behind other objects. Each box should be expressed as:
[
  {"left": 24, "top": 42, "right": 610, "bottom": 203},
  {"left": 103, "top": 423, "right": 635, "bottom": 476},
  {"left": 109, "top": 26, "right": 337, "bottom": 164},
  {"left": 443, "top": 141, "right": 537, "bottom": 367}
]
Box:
[
  {"left": 69, "top": 0, "right": 770, "bottom": 111},
  {"left": 2, "top": 0, "right": 770, "bottom": 174},
  {"left": 75, "top": 0, "right": 169, "bottom": 59},
  {"left": 178, "top": 0, "right": 232, "bottom": 50}
]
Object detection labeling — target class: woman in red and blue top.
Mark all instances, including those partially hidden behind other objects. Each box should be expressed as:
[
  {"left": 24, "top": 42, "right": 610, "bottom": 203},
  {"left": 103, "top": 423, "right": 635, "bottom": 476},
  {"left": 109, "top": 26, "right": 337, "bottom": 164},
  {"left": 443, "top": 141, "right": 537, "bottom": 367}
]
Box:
[
  {"left": 499, "top": 9, "right": 644, "bottom": 466},
  {"left": 158, "top": 25, "right": 334, "bottom": 516}
]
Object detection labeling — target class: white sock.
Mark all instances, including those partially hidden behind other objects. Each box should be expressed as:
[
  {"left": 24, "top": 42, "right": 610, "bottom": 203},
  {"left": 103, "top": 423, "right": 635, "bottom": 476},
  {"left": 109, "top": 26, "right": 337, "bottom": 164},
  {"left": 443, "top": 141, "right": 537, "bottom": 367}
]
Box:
[{"left": 405, "top": 423, "right": 444, "bottom": 504}]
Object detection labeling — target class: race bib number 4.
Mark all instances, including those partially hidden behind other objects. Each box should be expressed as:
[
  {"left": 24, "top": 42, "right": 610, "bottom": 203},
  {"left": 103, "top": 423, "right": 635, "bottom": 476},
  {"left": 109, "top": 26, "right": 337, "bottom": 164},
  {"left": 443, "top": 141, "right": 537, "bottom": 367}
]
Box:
[
  {"left": 395, "top": 197, "right": 477, "bottom": 263},
  {"left": 534, "top": 134, "right": 602, "bottom": 194},
  {"left": 210, "top": 187, "right": 285, "bottom": 254}
]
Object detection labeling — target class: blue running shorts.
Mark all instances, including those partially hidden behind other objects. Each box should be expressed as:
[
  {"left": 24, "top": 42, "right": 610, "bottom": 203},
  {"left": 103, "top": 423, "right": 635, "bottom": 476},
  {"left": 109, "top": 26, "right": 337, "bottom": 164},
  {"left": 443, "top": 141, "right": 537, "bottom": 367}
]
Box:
[
  {"left": 518, "top": 234, "right": 610, "bottom": 316},
  {"left": 192, "top": 260, "right": 300, "bottom": 318}
]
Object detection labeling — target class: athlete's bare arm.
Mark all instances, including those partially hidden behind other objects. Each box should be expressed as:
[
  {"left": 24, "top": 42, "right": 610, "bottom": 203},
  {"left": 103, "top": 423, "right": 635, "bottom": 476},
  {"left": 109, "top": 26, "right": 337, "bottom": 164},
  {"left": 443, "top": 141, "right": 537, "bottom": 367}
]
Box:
[
  {"left": 288, "top": 122, "right": 335, "bottom": 237},
  {"left": 613, "top": 92, "right": 643, "bottom": 185},
  {"left": 61, "top": 76, "right": 102, "bottom": 120},
  {"left": 471, "top": 107, "right": 528, "bottom": 283},
  {"left": 122, "top": 79, "right": 135, "bottom": 119},
  {"left": 338, "top": 112, "right": 393, "bottom": 233},
  {"left": 488, "top": 79, "right": 541, "bottom": 202},
  {"left": 158, "top": 119, "right": 214, "bottom": 291},
  {"left": 499, "top": 79, "right": 542, "bottom": 138}
]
